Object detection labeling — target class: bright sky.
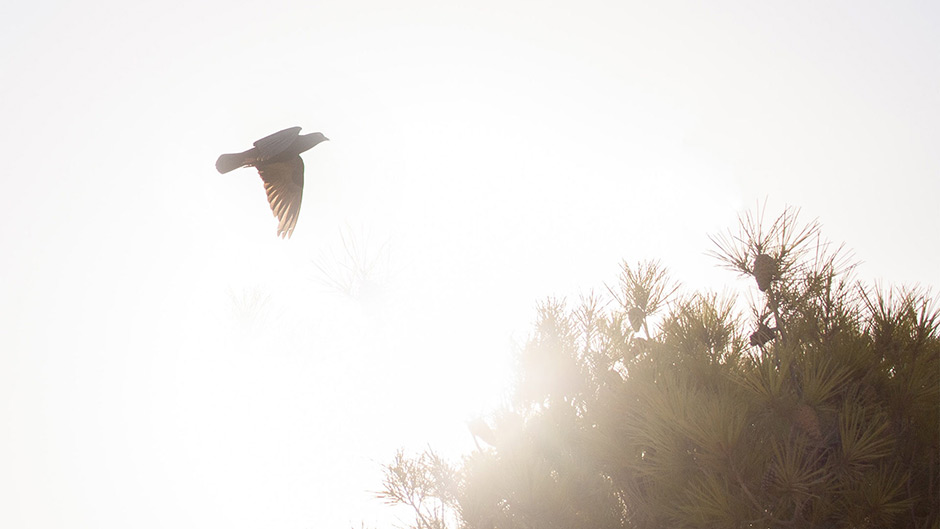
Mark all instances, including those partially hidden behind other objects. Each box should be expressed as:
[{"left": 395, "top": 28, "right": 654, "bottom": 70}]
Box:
[{"left": 1, "top": 1, "right": 937, "bottom": 528}]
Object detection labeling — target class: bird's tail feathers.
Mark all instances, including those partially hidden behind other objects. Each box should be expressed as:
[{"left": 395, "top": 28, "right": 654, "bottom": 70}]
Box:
[{"left": 216, "top": 152, "right": 252, "bottom": 174}]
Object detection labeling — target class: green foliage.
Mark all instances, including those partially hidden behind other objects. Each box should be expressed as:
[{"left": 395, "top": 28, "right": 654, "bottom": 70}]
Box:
[{"left": 380, "top": 209, "right": 939, "bottom": 529}]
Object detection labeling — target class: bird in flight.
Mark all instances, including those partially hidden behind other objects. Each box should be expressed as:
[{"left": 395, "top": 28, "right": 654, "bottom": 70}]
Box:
[{"left": 216, "top": 126, "right": 328, "bottom": 238}]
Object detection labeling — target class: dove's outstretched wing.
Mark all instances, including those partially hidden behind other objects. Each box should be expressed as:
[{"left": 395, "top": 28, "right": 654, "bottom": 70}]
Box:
[{"left": 257, "top": 156, "right": 305, "bottom": 239}]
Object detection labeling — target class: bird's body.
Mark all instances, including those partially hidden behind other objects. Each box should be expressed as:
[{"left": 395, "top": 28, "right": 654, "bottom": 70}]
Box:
[{"left": 216, "top": 127, "right": 328, "bottom": 238}]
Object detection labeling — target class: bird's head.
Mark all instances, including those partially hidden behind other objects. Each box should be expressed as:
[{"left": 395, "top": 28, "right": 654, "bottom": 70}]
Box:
[{"left": 300, "top": 132, "right": 329, "bottom": 151}]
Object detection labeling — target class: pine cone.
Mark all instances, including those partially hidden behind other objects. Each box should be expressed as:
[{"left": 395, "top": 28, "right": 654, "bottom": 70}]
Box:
[
  {"left": 749, "top": 323, "right": 777, "bottom": 347},
  {"left": 753, "top": 253, "right": 777, "bottom": 292},
  {"left": 793, "top": 403, "right": 822, "bottom": 443},
  {"left": 628, "top": 307, "right": 645, "bottom": 333}
]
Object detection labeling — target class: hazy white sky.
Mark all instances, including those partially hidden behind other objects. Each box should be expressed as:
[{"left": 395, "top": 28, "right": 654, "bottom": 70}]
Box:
[{"left": 1, "top": 1, "right": 937, "bottom": 528}]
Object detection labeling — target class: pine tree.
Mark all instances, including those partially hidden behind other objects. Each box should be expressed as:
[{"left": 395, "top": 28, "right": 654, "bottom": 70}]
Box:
[{"left": 380, "top": 208, "right": 939, "bottom": 529}]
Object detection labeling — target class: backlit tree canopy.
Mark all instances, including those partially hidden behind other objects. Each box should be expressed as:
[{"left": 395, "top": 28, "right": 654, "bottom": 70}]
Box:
[{"left": 380, "top": 208, "right": 939, "bottom": 529}]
